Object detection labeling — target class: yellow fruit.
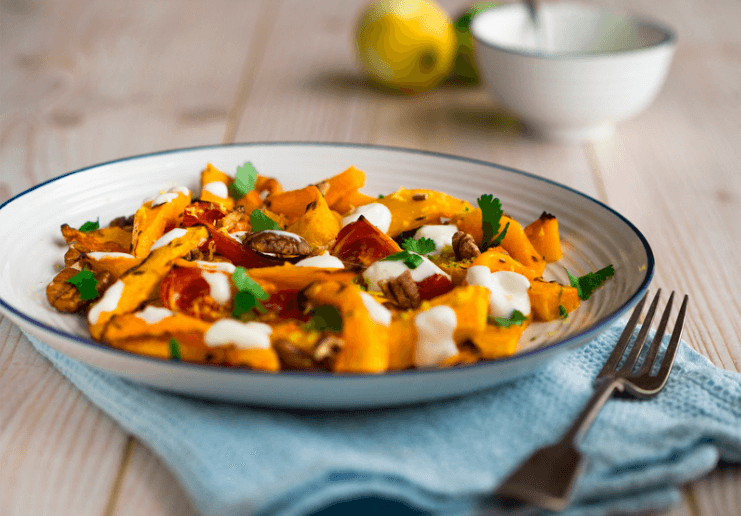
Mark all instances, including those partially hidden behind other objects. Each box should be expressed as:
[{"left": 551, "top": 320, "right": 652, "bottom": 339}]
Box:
[{"left": 356, "top": 0, "right": 457, "bottom": 93}]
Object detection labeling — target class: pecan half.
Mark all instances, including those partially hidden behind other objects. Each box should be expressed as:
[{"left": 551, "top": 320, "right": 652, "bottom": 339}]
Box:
[
  {"left": 313, "top": 335, "right": 345, "bottom": 370},
  {"left": 378, "top": 270, "right": 421, "bottom": 309},
  {"left": 273, "top": 339, "right": 317, "bottom": 370},
  {"left": 452, "top": 231, "right": 481, "bottom": 261},
  {"left": 245, "top": 230, "right": 311, "bottom": 257},
  {"left": 46, "top": 268, "right": 113, "bottom": 313},
  {"left": 109, "top": 214, "right": 135, "bottom": 228}
]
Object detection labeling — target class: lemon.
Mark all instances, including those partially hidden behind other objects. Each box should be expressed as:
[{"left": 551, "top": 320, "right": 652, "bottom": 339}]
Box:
[
  {"left": 453, "top": 2, "right": 500, "bottom": 83},
  {"left": 356, "top": 0, "right": 457, "bottom": 93}
]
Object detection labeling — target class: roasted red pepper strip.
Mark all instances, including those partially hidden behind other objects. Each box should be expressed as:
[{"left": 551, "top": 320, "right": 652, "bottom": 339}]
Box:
[
  {"left": 417, "top": 274, "right": 455, "bottom": 301},
  {"left": 331, "top": 216, "right": 401, "bottom": 268},
  {"left": 182, "top": 201, "right": 227, "bottom": 227},
  {"left": 203, "top": 221, "right": 280, "bottom": 269}
]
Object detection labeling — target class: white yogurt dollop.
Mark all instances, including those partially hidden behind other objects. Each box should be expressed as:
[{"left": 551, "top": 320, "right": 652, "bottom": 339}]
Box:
[
  {"left": 466, "top": 266, "right": 531, "bottom": 319},
  {"left": 363, "top": 254, "right": 449, "bottom": 292},
  {"left": 88, "top": 280, "right": 125, "bottom": 325},
  {"left": 135, "top": 306, "right": 175, "bottom": 324},
  {"left": 341, "top": 203, "right": 392, "bottom": 234},
  {"left": 414, "top": 305, "right": 458, "bottom": 367},
  {"left": 202, "top": 181, "right": 229, "bottom": 199},
  {"left": 201, "top": 271, "right": 232, "bottom": 304},
  {"left": 150, "top": 228, "right": 188, "bottom": 252},
  {"left": 359, "top": 292, "right": 392, "bottom": 327},
  {"left": 86, "top": 252, "right": 136, "bottom": 260},
  {"left": 413, "top": 225, "right": 458, "bottom": 255},
  {"left": 152, "top": 192, "right": 179, "bottom": 207},
  {"left": 204, "top": 320, "right": 272, "bottom": 350},
  {"left": 192, "top": 261, "right": 237, "bottom": 274},
  {"left": 295, "top": 252, "right": 345, "bottom": 269}
]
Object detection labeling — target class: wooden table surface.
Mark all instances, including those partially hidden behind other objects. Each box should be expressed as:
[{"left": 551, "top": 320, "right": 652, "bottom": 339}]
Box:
[{"left": 1, "top": 0, "right": 739, "bottom": 514}]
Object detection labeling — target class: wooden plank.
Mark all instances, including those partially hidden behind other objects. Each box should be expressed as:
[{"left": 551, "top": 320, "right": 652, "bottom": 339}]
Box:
[
  {"left": 588, "top": 1, "right": 741, "bottom": 515},
  {"left": 0, "top": 0, "right": 266, "bottom": 515}
]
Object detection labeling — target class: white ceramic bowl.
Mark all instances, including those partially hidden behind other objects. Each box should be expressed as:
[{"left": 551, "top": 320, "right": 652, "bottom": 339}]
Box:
[{"left": 471, "top": 2, "right": 677, "bottom": 142}]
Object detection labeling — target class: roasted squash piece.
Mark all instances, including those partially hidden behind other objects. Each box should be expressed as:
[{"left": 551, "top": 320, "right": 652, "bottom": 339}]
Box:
[
  {"left": 88, "top": 226, "right": 208, "bottom": 339},
  {"left": 235, "top": 175, "right": 284, "bottom": 213},
  {"left": 331, "top": 216, "right": 401, "bottom": 267},
  {"left": 331, "top": 190, "right": 376, "bottom": 216},
  {"left": 303, "top": 281, "right": 389, "bottom": 373},
  {"left": 85, "top": 252, "right": 143, "bottom": 279},
  {"left": 199, "top": 163, "right": 234, "bottom": 210},
  {"left": 61, "top": 224, "right": 132, "bottom": 253},
  {"left": 376, "top": 188, "right": 474, "bottom": 237},
  {"left": 386, "top": 285, "right": 489, "bottom": 370},
  {"left": 264, "top": 185, "right": 320, "bottom": 222},
  {"left": 471, "top": 247, "right": 538, "bottom": 281},
  {"left": 471, "top": 323, "right": 527, "bottom": 360},
  {"left": 103, "top": 309, "right": 212, "bottom": 344},
  {"left": 247, "top": 263, "right": 356, "bottom": 294},
  {"left": 524, "top": 212, "right": 562, "bottom": 262},
  {"left": 131, "top": 191, "right": 191, "bottom": 258},
  {"left": 528, "top": 279, "right": 580, "bottom": 321},
  {"left": 498, "top": 216, "right": 546, "bottom": 278},
  {"left": 452, "top": 208, "right": 484, "bottom": 245},
  {"left": 323, "top": 166, "right": 366, "bottom": 210},
  {"left": 286, "top": 187, "right": 341, "bottom": 248},
  {"left": 226, "top": 348, "right": 280, "bottom": 371}
]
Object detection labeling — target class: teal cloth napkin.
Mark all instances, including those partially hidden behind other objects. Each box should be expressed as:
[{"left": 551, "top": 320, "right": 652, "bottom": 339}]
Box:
[{"left": 25, "top": 324, "right": 741, "bottom": 516}]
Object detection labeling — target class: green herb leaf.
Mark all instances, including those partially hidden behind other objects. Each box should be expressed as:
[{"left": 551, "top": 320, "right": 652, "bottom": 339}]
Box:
[
  {"left": 492, "top": 310, "right": 527, "bottom": 327},
  {"left": 307, "top": 305, "right": 343, "bottom": 332},
  {"left": 377, "top": 194, "right": 385, "bottom": 199},
  {"left": 230, "top": 162, "right": 258, "bottom": 199},
  {"left": 78, "top": 218, "right": 100, "bottom": 233},
  {"left": 566, "top": 265, "right": 615, "bottom": 300},
  {"left": 381, "top": 251, "right": 424, "bottom": 269},
  {"left": 402, "top": 237, "right": 436, "bottom": 255},
  {"left": 231, "top": 267, "right": 269, "bottom": 318},
  {"left": 232, "top": 267, "right": 269, "bottom": 299},
  {"left": 66, "top": 268, "right": 99, "bottom": 300},
  {"left": 250, "top": 209, "right": 281, "bottom": 232},
  {"left": 559, "top": 305, "right": 568, "bottom": 319},
  {"left": 169, "top": 338, "right": 181, "bottom": 360},
  {"left": 477, "top": 195, "right": 507, "bottom": 251}
]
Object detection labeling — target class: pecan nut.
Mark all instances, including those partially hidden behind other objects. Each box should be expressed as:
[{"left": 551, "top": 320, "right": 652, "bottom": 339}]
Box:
[
  {"left": 313, "top": 335, "right": 345, "bottom": 370},
  {"left": 378, "top": 270, "right": 421, "bottom": 309},
  {"left": 273, "top": 339, "right": 317, "bottom": 370},
  {"left": 452, "top": 231, "right": 481, "bottom": 261},
  {"left": 46, "top": 268, "right": 113, "bottom": 313},
  {"left": 108, "top": 214, "right": 135, "bottom": 228},
  {"left": 245, "top": 230, "right": 311, "bottom": 257}
]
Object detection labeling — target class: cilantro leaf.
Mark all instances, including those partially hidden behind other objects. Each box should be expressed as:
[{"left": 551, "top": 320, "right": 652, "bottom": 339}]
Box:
[
  {"left": 230, "top": 162, "right": 258, "bottom": 199},
  {"left": 78, "top": 218, "right": 99, "bottom": 233},
  {"left": 559, "top": 305, "right": 568, "bottom": 319},
  {"left": 492, "top": 310, "right": 527, "bottom": 327},
  {"left": 232, "top": 267, "right": 269, "bottom": 299},
  {"left": 307, "top": 305, "right": 343, "bottom": 332},
  {"left": 231, "top": 267, "right": 269, "bottom": 318},
  {"left": 477, "top": 195, "right": 508, "bottom": 251},
  {"left": 381, "top": 251, "right": 424, "bottom": 269},
  {"left": 566, "top": 265, "right": 615, "bottom": 300},
  {"left": 402, "top": 237, "right": 436, "bottom": 255},
  {"left": 66, "top": 268, "right": 99, "bottom": 300},
  {"left": 169, "top": 338, "right": 181, "bottom": 360},
  {"left": 250, "top": 210, "right": 281, "bottom": 232}
]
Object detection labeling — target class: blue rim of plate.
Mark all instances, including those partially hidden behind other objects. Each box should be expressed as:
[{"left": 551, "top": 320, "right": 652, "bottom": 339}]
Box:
[
  {"left": 471, "top": 3, "right": 677, "bottom": 60},
  {"left": 0, "top": 142, "right": 654, "bottom": 379}
]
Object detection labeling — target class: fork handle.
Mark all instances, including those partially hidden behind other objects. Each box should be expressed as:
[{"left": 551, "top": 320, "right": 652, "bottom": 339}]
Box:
[{"left": 561, "top": 377, "right": 623, "bottom": 445}]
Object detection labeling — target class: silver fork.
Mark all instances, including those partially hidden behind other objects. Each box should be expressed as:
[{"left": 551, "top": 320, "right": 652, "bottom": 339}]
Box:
[{"left": 493, "top": 290, "right": 689, "bottom": 511}]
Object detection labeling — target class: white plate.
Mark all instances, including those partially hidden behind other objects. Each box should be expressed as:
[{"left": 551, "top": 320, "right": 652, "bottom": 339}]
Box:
[{"left": 0, "top": 143, "right": 653, "bottom": 408}]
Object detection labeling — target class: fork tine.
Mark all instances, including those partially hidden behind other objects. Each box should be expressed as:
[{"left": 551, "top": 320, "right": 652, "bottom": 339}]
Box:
[
  {"left": 596, "top": 292, "right": 650, "bottom": 378},
  {"left": 653, "top": 294, "right": 689, "bottom": 384},
  {"left": 638, "top": 291, "right": 675, "bottom": 375},
  {"left": 618, "top": 290, "right": 662, "bottom": 373}
]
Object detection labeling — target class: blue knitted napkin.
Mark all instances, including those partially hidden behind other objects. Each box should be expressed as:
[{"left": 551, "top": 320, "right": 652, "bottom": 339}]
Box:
[{"left": 25, "top": 324, "right": 741, "bottom": 516}]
